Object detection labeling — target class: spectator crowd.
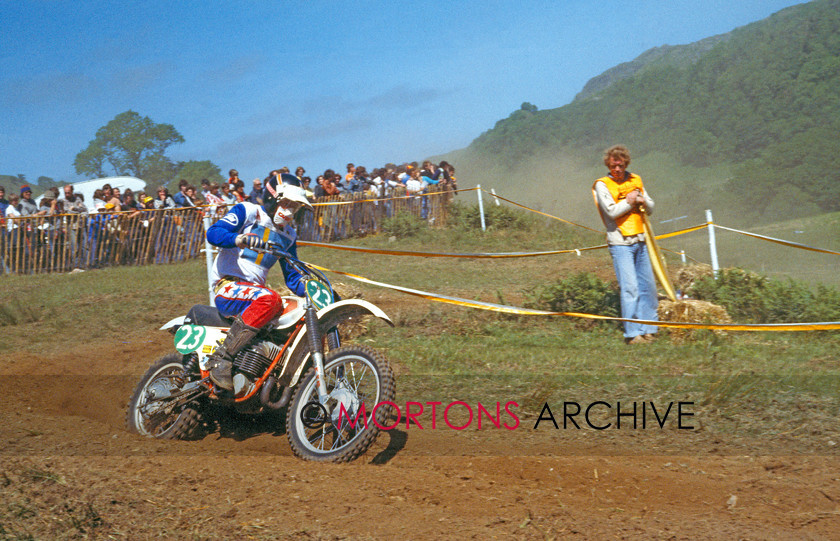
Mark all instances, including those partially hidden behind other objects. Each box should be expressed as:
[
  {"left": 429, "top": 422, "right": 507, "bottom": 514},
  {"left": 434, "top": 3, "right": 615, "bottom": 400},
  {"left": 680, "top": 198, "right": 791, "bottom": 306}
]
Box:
[{"left": 0, "top": 160, "right": 457, "bottom": 274}]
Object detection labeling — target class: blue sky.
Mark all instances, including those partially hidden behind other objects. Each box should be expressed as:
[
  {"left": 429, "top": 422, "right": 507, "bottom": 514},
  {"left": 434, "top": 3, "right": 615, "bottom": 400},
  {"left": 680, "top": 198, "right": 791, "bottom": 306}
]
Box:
[{"left": 1, "top": 0, "right": 806, "bottom": 184}]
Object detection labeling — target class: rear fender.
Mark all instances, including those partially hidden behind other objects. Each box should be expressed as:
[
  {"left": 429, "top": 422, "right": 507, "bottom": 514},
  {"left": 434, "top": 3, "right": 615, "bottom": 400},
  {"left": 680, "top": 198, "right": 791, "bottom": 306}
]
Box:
[
  {"left": 277, "top": 299, "right": 392, "bottom": 387},
  {"left": 160, "top": 316, "right": 187, "bottom": 331}
]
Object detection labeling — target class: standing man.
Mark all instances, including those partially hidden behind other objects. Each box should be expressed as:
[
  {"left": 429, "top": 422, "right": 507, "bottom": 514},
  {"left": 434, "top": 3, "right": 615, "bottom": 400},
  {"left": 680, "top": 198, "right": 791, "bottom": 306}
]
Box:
[{"left": 593, "top": 145, "right": 658, "bottom": 344}]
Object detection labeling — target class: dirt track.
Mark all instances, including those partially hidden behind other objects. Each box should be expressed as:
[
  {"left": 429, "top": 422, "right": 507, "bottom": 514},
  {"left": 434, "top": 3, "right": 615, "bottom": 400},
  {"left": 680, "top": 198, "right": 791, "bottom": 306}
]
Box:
[{"left": 2, "top": 336, "right": 840, "bottom": 539}]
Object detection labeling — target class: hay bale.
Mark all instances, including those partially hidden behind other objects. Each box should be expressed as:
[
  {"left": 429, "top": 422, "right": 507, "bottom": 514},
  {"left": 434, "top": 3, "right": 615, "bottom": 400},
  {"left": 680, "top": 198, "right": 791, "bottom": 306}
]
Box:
[
  {"left": 673, "top": 264, "right": 714, "bottom": 293},
  {"left": 658, "top": 299, "right": 732, "bottom": 341}
]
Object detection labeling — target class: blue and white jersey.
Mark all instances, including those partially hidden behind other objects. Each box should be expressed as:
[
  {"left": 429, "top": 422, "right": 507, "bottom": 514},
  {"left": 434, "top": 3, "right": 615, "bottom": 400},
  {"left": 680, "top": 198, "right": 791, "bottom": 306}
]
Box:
[{"left": 206, "top": 201, "right": 305, "bottom": 296}]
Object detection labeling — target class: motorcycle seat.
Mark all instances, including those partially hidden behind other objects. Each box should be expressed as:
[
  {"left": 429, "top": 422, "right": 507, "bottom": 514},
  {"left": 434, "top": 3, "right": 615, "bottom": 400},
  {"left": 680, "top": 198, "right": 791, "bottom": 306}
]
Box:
[{"left": 185, "top": 305, "right": 233, "bottom": 328}]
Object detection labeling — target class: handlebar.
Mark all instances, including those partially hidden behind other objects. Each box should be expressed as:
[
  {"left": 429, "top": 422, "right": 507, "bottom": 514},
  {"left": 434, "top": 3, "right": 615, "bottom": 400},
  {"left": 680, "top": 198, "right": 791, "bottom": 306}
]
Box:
[{"left": 261, "top": 243, "right": 333, "bottom": 292}]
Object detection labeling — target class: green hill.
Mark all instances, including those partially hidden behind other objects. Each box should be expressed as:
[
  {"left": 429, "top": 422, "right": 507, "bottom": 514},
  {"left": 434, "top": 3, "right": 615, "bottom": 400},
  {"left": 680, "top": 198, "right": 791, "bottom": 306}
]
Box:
[{"left": 440, "top": 0, "right": 840, "bottom": 229}]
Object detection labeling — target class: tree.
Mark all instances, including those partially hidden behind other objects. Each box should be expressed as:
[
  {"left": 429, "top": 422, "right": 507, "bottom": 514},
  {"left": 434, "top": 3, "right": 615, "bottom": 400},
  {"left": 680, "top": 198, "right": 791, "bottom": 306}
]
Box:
[
  {"left": 73, "top": 143, "right": 107, "bottom": 178},
  {"left": 74, "top": 110, "right": 185, "bottom": 180},
  {"left": 520, "top": 102, "right": 538, "bottom": 113},
  {"left": 174, "top": 160, "right": 224, "bottom": 189}
]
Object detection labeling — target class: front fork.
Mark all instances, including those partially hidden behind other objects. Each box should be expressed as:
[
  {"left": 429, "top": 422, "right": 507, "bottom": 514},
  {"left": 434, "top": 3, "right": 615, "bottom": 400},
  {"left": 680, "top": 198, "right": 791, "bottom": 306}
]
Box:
[{"left": 305, "top": 302, "right": 330, "bottom": 404}]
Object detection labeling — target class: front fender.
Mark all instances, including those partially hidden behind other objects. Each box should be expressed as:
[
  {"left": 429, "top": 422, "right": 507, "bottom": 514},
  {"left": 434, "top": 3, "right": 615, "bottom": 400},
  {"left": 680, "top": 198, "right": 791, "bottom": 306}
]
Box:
[
  {"left": 317, "top": 298, "right": 393, "bottom": 328},
  {"left": 277, "top": 299, "right": 393, "bottom": 387}
]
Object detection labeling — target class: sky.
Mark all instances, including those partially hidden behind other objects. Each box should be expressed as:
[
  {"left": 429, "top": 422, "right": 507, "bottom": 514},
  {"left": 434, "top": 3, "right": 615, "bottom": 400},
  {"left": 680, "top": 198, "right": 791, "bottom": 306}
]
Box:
[{"left": 0, "top": 0, "right": 807, "bottom": 185}]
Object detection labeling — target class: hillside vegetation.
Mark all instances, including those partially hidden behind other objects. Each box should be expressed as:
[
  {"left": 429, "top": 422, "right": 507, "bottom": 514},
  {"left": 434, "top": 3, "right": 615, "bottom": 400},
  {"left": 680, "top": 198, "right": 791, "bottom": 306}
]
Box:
[{"left": 442, "top": 0, "right": 840, "bottom": 227}]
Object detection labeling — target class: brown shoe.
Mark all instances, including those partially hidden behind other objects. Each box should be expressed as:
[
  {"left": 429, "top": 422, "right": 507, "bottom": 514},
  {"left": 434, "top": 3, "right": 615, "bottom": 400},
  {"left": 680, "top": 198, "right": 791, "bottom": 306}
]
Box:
[
  {"left": 625, "top": 335, "right": 648, "bottom": 345},
  {"left": 643, "top": 334, "right": 658, "bottom": 342}
]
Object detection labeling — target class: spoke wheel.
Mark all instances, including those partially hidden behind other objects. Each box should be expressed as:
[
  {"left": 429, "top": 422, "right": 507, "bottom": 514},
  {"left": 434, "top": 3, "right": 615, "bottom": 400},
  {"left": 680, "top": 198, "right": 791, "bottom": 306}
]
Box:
[
  {"left": 126, "top": 353, "right": 202, "bottom": 440},
  {"left": 287, "top": 345, "right": 395, "bottom": 462}
]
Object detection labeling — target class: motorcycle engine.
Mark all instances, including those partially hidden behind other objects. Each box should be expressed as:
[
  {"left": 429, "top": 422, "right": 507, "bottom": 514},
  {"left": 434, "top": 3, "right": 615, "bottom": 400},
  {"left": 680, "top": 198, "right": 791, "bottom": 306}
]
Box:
[{"left": 232, "top": 340, "right": 281, "bottom": 397}]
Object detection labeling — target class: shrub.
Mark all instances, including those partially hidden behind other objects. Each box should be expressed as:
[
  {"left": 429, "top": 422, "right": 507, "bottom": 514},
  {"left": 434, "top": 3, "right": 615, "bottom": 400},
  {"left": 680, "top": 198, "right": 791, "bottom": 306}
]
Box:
[
  {"left": 688, "top": 268, "right": 840, "bottom": 323},
  {"left": 381, "top": 212, "right": 427, "bottom": 238},
  {"left": 448, "top": 202, "right": 530, "bottom": 231},
  {"left": 524, "top": 272, "right": 620, "bottom": 319}
]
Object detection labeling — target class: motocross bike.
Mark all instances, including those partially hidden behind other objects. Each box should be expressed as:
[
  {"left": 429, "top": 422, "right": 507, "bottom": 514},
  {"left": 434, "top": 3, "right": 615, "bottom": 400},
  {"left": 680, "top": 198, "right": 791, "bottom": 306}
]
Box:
[{"left": 126, "top": 246, "right": 396, "bottom": 462}]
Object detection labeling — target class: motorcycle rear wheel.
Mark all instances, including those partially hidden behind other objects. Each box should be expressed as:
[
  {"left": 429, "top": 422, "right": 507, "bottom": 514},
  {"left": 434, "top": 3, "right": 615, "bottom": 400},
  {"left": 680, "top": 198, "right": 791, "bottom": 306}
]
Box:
[
  {"left": 287, "top": 345, "right": 395, "bottom": 462},
  {"left": 126, "top": 353, "right": 202, "bottom": 440}
]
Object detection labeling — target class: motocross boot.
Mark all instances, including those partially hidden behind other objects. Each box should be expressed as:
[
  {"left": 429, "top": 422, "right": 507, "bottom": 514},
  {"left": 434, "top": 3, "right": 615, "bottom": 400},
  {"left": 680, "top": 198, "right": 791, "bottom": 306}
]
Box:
[{"left": 208, "top": 317, "right": 260, "bottom": 391}]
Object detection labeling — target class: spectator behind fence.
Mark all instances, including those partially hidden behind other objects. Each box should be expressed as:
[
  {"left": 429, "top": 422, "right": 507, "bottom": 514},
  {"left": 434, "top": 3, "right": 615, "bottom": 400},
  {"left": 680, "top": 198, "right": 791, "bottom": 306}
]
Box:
[
  {"left": 200, "top": 179, "right": 211, "bottom": 201},
  {"left": 405, "top": 168, "right": 426, "bottom": 195},
  {"left": 172, "top": 180, "right": 190, "bottom": 207},
  {"left": 313, "top": 175, "right": 327, "bottom": 198},
  {"left": 39, "top": 191, "right": 58, "bottom": 216},
  {"left": 233, "top": 181, "right": 247, "bottom": 202},
  {"left": 248, "top": 178, "right": 263, "bottom": 205},
  {"left": 227, "top": 169, "right": 241, "bottom": 189},
  {"left": 154, "top": 186, "right": 177, "bottom": 209},
  {"left": 301, "top": 176, "right": 314, "bottom": 198},
  {"left": 109, "top": 188, "right": 123, "bottom": 209},
  {"left": 0, "top": 186, "right": 9, "bottom": 217},
  {"left": 18, "top": 186, "right": 38, "bottom": 216},
  {"left": 122, "top": 189, "right": 143, "bottom": 215},
  {"left": 61, "top": 185, "right": 88, "bottom": 214},
  {"left": 220, "top": 183, "right": 237, "bottom": 205},
  {"left": 91, "top": 189, "right": 107, "bottom": 211},
  {"left": 438, "top": 161, "right": 457, "bottom": 191},
  {"left": 184, "top": 185, "right": 201, "bottom": 206},
  {"left": 5, "top": 194, "right": 20, "bottom": 229},
  {"left": 205, "top": 183, "right": 225, "bottom": 206},
  {"left": 420, "top": 160, "right": 439, "bottom": 181}
]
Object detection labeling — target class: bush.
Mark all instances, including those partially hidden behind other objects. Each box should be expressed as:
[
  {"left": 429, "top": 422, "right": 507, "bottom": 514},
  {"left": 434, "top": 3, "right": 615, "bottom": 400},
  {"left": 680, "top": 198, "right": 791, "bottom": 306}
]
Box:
[
  {"left": 381, "top": 212, "right": 427, "bottom": 238},
  {"left": 524, "top": 272, "right": 620, "bottom": 319},
  {"left": 688, "top": 268, "right": 840, "bottom": 323},
  {"left": 448, "top": 202, "right": 530, "bottom": 231}
]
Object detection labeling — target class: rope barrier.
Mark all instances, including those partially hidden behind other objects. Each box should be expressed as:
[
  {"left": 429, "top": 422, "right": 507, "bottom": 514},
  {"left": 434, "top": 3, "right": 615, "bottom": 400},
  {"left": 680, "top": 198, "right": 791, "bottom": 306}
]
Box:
[
  {"left": 711, "top": 223, "right": 840, "bottom": 256},
  {"left": 479, "top": 189, "right": 602, "bottom": 233}
]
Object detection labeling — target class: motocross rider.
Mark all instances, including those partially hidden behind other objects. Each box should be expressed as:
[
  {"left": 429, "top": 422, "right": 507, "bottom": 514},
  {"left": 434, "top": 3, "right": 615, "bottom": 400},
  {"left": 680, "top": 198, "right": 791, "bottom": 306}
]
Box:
[{"left": 205, "top": 173, "right": 313, "bottom": 391}]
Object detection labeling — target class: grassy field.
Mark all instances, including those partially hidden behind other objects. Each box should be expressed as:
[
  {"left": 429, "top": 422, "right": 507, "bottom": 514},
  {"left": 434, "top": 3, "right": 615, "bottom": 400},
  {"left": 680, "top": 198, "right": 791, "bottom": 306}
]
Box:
[{"left": 3, "top": 214, "right": 838, "bottom": 454}]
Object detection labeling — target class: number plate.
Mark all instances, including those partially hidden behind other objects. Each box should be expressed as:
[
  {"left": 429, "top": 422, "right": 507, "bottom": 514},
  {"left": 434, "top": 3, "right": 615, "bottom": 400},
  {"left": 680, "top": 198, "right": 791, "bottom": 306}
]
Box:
[
  {"left": 305, "top": 280, "right": 333, "bottom": 310},
  {"left": 173, "top": 325, "right": 208, "bottom": 354}
]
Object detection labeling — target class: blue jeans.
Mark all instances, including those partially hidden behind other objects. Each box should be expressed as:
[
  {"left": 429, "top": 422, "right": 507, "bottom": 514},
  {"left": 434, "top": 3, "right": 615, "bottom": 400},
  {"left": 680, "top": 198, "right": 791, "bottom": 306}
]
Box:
[{"left": 609, "top": 242, "right": 659, "bottom": 338}]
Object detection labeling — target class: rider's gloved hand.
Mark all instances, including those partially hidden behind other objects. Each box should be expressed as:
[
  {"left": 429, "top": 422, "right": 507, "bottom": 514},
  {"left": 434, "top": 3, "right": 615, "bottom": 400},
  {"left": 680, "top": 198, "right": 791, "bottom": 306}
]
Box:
[{"left": 235, "top": 233, "right": 267, "bottom": 250}]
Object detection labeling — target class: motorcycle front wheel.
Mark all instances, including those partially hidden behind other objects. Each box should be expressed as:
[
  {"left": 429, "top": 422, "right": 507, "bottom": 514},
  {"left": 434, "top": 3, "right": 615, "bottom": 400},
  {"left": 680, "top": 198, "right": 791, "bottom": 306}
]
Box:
[
  {"left": 287, "top": 345, "right": 395, "bottom": 462},
  {"left": 126, "top": 353, "right": 202, "bottom": 440}
]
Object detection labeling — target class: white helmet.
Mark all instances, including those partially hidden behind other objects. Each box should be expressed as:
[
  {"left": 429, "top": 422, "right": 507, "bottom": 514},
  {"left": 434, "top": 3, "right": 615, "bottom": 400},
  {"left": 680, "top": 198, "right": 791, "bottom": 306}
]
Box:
[{"left": 271, "top": 184, "right": 312, "bottom": 226}]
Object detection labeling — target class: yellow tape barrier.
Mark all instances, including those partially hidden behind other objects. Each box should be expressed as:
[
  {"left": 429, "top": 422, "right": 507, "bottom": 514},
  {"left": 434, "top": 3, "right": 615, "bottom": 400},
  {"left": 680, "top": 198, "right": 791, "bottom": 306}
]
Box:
[
  {"left": 642, "top": 210, "right": 677, "bottom": 301},
  {"left": 312, "top": 263, "right": 840, "bottom": 331},
  {"left": 299, "top": 240, "right": 608, "bottom": 258}
]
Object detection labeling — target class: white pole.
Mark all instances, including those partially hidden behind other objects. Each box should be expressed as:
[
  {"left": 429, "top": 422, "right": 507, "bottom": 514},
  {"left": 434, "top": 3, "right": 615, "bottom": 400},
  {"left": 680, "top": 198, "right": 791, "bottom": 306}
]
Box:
[
  {"left": 705, "top": 209, "right": 719, "bottom": 278},
  {"left": 203, "top": 211, "right": 216, "bottom": 304},
  {"left": 477, "top": 184, "right": 486, "bottom": 231},
  {"left": 680, "top": 250, "right": 686, "bottom": 265},
  {"left": 490, "top": 188, "right": 501, "bottom": 206}
]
